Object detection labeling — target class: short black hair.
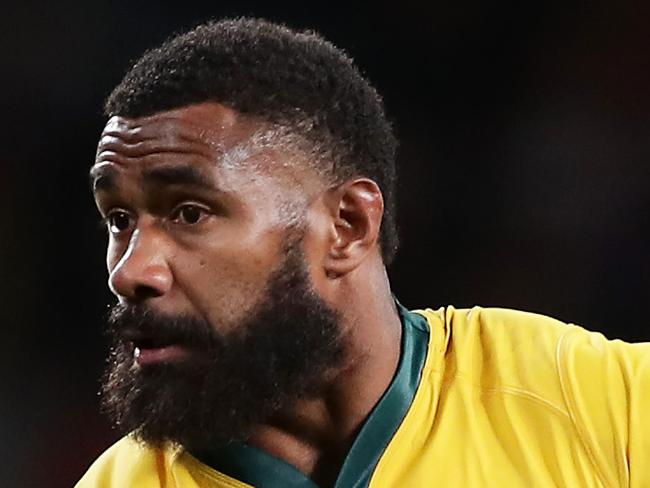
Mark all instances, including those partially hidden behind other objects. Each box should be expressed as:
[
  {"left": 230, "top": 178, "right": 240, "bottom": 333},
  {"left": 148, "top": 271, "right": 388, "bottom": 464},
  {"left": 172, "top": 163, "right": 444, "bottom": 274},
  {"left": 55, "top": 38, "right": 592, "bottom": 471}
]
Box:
[{"left": 105, "top": 17, "right": 399, "bottom": 264}]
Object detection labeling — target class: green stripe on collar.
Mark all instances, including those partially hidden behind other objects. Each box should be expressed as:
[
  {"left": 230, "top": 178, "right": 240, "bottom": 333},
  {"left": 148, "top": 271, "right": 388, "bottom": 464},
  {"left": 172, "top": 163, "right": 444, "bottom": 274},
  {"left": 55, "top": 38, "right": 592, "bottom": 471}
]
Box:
[
  {"left": 334, "top": 302, "right": 429, "bottom": 488},
  {"left": 192, "top": 301, "right": 430, "bottom": 488},
  {"left": 195, "top": 442, "right": 320, "bottom": 488}
]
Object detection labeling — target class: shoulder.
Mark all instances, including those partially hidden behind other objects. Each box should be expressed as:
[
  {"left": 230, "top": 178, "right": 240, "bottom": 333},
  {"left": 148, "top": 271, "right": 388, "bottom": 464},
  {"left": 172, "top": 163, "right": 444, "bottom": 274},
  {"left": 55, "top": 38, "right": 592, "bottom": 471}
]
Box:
[
  {"left": 417, "top": 305, "right": 573, "bottom": 364},
  {"left": 414, "top": 306, "right": 582, "bottom": 402},
  {"left": 410, "top": 305, "right": 650, "bottom": 486},
  {"left": 75, "top": 435, "right": 167, "bottom": 487}
]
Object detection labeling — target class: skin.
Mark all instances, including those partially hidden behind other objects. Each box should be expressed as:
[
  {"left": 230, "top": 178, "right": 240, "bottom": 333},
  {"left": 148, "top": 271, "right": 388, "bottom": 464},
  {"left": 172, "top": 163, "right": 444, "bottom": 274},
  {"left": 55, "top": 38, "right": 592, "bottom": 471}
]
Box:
[{"left": 91, "top": 102, "right": 402, "bottom": 487}]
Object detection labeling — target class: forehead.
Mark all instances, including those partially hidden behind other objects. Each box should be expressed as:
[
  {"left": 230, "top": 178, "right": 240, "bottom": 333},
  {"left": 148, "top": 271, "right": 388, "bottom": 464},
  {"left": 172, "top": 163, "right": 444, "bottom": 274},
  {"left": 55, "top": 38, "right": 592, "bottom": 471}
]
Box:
[
  {"left": 91, "top": 103, "right": 326, "bottom": 212},
  {"left": 96, "top": 103, "right": 247, "bottom": 165}
]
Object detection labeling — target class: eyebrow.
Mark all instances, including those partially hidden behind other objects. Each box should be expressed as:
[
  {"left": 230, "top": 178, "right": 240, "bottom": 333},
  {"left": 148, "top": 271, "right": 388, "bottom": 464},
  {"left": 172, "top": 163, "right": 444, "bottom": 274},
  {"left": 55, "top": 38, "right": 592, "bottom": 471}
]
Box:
[{"left": 89, "top": 164, "right": 217, "bottom": 193}]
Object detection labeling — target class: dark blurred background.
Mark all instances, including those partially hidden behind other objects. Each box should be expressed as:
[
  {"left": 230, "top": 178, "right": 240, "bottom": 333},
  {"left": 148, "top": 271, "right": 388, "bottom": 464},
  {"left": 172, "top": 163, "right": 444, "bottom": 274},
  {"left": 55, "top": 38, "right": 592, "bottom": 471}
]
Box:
[{"left": 2, "top": 0, "right": 649, "bottom": 486}]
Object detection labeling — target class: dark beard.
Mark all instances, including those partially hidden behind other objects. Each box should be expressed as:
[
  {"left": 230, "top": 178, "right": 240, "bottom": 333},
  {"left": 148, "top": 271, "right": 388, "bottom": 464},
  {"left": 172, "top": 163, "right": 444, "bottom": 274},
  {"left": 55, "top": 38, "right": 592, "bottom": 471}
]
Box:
[{"left": 100, "top": 242, "right": 345, "bottom": 449}]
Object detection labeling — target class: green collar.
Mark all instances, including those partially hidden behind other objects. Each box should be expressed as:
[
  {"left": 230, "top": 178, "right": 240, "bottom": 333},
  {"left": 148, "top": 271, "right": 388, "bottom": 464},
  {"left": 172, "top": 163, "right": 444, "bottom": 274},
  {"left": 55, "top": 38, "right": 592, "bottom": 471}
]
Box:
[{"left": 191, "top": 302, "right": 430, "bottom": 488}]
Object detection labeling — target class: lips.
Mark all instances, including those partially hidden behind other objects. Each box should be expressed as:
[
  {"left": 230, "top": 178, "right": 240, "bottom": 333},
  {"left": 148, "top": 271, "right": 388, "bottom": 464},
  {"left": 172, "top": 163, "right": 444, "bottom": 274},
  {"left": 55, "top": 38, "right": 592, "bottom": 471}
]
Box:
[
  {"left": 133, "top": 343, "right": 191, "bottom": 365},
  {"left": 123, "top": 332, "right": 191, "bottom": 366}
]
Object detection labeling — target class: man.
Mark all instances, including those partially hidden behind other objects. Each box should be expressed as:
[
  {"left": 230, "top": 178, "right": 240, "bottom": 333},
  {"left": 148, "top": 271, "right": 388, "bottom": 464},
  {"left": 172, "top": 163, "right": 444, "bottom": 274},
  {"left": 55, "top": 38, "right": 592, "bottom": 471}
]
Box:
[{"left": 78, "top": 18, "right": 649, "bottom": 488}]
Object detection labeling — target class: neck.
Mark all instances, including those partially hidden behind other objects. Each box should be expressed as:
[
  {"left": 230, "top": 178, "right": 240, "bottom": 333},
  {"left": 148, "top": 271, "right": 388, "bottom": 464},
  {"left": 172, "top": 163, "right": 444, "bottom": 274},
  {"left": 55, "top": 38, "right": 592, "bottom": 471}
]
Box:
[{"left": 247, "top": 262, "right": 402, "bottom": 487}]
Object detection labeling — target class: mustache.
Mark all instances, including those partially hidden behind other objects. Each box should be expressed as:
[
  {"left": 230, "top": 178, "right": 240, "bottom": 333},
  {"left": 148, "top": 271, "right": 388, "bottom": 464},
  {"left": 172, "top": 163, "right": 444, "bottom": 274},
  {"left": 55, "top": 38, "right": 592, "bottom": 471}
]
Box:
[{"left": 105, "top": 303, "right": 214, "bottom": 348}]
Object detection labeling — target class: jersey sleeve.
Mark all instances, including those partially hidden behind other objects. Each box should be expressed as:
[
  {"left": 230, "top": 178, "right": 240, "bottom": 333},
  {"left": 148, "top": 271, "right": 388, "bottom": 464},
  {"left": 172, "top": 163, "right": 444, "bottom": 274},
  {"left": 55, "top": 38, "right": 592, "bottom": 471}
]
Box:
[{"left": 558, "top": 327, "right": 650, "bottom": 487}]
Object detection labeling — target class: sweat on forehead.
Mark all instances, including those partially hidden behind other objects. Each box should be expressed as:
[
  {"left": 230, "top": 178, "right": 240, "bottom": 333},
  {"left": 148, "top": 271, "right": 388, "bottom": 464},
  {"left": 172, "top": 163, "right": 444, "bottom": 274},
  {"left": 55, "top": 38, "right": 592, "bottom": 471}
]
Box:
[
  {"left": 97, "top": 103, "right": 243, "bottom": 158},
  {"left": 96, "top": 103, "right": 336, "bottom": 184},
  {"left": 92, "top": 103, "right": 331, "bottom": 218}
]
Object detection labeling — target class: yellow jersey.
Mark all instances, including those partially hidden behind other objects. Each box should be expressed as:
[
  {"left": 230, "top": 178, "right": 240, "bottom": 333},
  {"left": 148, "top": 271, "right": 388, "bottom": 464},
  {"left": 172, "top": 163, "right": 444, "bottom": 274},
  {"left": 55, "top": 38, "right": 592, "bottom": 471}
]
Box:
[{"left": 76, "top": 304, "right": 650, "bottom": 487}]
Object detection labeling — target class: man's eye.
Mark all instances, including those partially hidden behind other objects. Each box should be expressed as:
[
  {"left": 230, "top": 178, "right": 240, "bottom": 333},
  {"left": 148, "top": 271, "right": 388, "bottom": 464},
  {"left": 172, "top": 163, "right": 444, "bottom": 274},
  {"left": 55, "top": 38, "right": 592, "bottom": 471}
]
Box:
[
  {"left": 172, "top": 205, "right": 208, "bottom": 225},
  {"left": 105, "top": 211, "right": 133, "bottom": 234}
]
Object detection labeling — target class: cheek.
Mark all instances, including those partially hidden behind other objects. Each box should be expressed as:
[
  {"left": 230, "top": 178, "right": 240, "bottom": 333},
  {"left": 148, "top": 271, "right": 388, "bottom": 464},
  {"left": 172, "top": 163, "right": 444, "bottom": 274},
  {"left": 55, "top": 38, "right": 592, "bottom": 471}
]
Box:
[{"left": 172, "top": 231, "right": 284, "bottom": 330}]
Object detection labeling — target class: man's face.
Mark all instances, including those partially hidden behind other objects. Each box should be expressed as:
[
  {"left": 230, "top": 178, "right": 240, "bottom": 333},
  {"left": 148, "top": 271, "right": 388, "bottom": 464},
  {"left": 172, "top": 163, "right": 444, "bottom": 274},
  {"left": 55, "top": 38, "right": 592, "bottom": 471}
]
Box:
[
  {"left": 93, "top": 103, "right": 316, "bottom": 339},
  {"left": 90, "top": 102, "right": 345, "bottom": 447}
]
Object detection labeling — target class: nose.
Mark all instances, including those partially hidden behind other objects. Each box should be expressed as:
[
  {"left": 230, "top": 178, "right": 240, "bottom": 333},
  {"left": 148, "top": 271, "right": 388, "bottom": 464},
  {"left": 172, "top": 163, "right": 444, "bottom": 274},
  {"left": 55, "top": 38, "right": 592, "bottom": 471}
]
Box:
[{"left": 108, "top": 227, "right": 173, "bottom": 302}]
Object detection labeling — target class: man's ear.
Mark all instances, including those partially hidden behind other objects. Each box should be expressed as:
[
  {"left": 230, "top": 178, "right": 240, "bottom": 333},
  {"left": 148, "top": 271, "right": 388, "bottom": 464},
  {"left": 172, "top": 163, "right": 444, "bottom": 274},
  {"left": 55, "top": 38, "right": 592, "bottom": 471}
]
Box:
[{"left": 323, "top": 178, "right": 384, "bottom": 277}]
